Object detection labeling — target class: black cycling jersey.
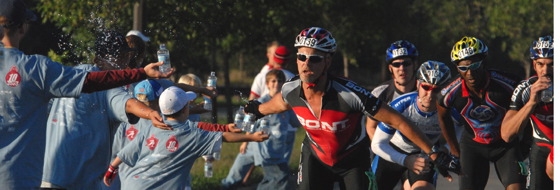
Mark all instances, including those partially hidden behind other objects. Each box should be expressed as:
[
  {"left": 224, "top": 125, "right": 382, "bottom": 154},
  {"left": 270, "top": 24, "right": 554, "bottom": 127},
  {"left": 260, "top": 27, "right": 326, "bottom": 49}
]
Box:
[
  {"left": 509, "top": 75, "right": 554, "bottom": 148},
  {"left": 509, "top": 75, "right": 554, "bottom": 190},
  {"left": 438, "top": 70, "right": 521, "bottom": 144},
  {"left": 371, "top": 79, "right": 417, "bottom": 104}
]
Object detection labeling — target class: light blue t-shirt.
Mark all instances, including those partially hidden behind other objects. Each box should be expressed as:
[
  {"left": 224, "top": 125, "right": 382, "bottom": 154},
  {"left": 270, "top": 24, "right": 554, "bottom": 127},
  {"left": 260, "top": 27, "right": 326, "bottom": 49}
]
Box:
[
  {"left": 118, "top": 120, "right": 222, "bottom": 189},
  {"left": 42, "top": 64, "right": 137, "bottom": 189},
  {"left": 249, "top": 94, "right": 300, "bottom": 166},
  {"left": 0, "top": 48, "right": 87, "bottom": 189}
]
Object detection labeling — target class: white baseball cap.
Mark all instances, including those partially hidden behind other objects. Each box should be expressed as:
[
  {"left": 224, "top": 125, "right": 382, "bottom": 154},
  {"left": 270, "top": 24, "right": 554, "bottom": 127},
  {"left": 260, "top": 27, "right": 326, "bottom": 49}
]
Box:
[
  {"left": 159, "top": 86, "right": 197, "bottom": 115},
  {"left": 126, "top": 30, "right": 150, "bottom": 42}
]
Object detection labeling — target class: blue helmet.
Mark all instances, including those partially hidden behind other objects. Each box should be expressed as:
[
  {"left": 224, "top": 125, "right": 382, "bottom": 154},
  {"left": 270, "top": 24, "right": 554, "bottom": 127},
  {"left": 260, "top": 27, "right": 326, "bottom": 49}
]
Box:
[
  {"left": 530, "top": 35, "right": 553, "bottom": 59},
  {"left": 294, "top": 27, "right": 337, "bottom": 53},
  {"left": 386, "top": 40, "right": 419, "bottom": 62},
  {"left": 417, "top": 60, "right": 451, "bottom": 86}
]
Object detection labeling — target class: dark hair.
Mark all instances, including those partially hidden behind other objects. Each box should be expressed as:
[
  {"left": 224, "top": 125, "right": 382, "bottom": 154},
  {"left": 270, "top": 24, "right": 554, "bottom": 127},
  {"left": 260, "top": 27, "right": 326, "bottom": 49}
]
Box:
[
  {"left": 126, "top": 35, "right": 146, "bottom": 68},
  {"left": 0, "top": 0, "right": 37, "bottom": 29},
  {"left": 95, "top": 30, "right": 132, "bottom": 58}
]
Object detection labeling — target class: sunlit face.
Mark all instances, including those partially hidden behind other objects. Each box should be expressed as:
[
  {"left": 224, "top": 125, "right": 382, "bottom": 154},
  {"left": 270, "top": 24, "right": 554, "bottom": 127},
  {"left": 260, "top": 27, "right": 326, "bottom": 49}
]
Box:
[
  {"left": 266, "top": 76, "right": 284, "bottom": 95},
  {"left": 533, "top": 58, "right": 553, "bottom": 78},
  {"left": 457, "top": 59, "right": 485, "bottom": 90},
  {"left": 417, "top": 82, "right": 440, "bottom": 108},
  {"left": 296, "top": 47, "right": 330, "bottom": 83},
  {"left": 389, "top": 57, "right": 415, "bottom": 86}
]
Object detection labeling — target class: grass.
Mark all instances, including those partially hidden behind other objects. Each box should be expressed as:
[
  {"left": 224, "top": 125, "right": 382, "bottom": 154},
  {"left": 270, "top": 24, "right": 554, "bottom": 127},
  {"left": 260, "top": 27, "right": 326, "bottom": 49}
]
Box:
[{"left": 190, "top": 114, "right": 305, "bottom": 189}]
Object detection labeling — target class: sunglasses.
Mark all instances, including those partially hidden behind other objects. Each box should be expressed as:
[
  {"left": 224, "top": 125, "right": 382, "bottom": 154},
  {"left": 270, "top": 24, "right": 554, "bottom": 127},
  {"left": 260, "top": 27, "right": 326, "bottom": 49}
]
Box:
[
  {"left": 296, "top": 53, "right": 324, "bottom": 63},
  {"left": 390, "top": 61, "right": 413, "bottom": 68},
  {"left": 420, "top": 83, "right": 439, "bottom": 91},
  {"left": 457, "top": 61, "right": 482, "bottom": 72}
]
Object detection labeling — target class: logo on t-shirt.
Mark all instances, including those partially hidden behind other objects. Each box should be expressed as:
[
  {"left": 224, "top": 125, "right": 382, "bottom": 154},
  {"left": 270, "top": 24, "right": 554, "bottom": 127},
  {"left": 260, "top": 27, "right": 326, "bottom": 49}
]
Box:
[
  {"left": 146, "top": 135, "right": 159, "bottom": 150},
  {"left": 126, "top": 125, "right": 138, "bottom": 141},
  {"left": 166, "top": 135, "right": 179, "bottom": 152},
  {"left": 5, "top": 66, "right": 21, "bottom": 87}
]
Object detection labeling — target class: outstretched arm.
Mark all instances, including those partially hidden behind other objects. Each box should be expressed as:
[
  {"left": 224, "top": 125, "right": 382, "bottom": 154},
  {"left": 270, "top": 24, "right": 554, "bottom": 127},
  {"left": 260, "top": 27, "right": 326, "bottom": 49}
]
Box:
[
  {"left": 372, "top": 104, "right": 433, "bottom": 156},
  {"left": 222, "top": 131, "right": 269, "bottom": 142},
  {"left": 124, "top": 98, "right": 171, "bottom": 130},
  {"left": 436, "top": 104, "right": 460, "bottom": 157}
]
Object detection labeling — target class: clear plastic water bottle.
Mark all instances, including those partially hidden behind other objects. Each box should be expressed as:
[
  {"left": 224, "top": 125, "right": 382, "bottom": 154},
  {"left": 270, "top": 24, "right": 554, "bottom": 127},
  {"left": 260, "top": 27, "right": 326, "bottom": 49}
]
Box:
[
  {"left": 204, "top": 72, "right": 217, "bottom": 110},
  {"left": 242, "top": 113, "right": 256, "bottom": 132},
  {"left": 541, "top": 84, "right": 553, "bottom": 103},
  {"left": 157, "top": 44, "right": 171, "bottom": 73},
  {"left": 234, "top": 106, "right": 245, "bottom": 129},
  {"left": 258, "top": 118, "right": 270, "bottom": 134},
  {"left": 203, "top": 155, "right": 213, "bottom": 178}
]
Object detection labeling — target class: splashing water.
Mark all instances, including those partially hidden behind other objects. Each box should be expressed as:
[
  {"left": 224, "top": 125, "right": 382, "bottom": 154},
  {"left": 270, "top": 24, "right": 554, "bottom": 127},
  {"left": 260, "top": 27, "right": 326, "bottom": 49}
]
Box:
[{"left": 234, "top": 90, "right": 249, "bottom": 104}]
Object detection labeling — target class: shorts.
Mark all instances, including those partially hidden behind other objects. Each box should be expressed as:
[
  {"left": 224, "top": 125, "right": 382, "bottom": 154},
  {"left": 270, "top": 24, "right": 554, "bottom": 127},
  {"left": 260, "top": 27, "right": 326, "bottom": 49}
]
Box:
[
  {"left": 372, "top": 153, "right": 437, "bottom": 190},
  {"left": 459, "top": 137, "right": 525, "bottom": 190},
  {"left": 297, "top": 139, "right": 370, "bottom": 190},
  {"left": 529, "top": 143, "right": 553, "bottom": 190}
]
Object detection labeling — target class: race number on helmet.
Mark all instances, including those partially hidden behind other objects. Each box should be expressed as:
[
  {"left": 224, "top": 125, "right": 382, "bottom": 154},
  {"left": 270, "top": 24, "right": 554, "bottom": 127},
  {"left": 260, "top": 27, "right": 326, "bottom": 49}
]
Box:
[
  {"left": 294, "top": 27, "right": 337, "bottom": 53},
  {"left": 385, "top": 40, "right": 419, "bottom": 62},
  {"left": 450, "top": 36, "right": 488, "bottom": 63},
  {"left": 530, "top": 35, "right": 554, "bottom": 59}
]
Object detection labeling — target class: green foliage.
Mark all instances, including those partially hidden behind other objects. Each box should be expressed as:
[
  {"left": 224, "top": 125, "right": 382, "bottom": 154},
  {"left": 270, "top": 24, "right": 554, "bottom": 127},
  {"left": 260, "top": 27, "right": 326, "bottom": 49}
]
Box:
[{"left": 31, "top": 0, "right": 552, "bottom": 84}]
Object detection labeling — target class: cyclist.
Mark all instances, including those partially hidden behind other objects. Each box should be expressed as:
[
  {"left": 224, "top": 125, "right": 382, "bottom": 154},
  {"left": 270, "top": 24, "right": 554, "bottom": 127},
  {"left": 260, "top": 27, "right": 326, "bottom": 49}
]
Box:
[
  {"left": 436, "top": 36, "right": 525, "bottom": 189},
  {"left": 366, "top": 40, "right": 419, "bottom": 140},
  {"left": 501, "top": 35, "right": 554, "bottom": 190},
  {"left": 244, "top": 27, "right": 460, "bottom": 190},
  {"left": 371, "top": 61, "right": 452, "bottom": 190}
]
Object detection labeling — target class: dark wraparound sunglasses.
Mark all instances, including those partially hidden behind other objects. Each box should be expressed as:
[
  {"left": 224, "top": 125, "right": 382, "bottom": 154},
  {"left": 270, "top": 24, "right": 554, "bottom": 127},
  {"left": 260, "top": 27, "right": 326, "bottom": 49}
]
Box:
[{"left": 390, "top": 61, "right": 413, "bottom": 68}]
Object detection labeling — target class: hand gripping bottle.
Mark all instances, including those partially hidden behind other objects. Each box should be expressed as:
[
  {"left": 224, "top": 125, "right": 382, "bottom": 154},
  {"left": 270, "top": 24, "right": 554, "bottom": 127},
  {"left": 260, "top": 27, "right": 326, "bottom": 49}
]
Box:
[
  {"left": 204, "top": 72, "right": 217, "bottom": 110},
  {"left": 157, "top": 44, "right": 171, "bottom": 73}
]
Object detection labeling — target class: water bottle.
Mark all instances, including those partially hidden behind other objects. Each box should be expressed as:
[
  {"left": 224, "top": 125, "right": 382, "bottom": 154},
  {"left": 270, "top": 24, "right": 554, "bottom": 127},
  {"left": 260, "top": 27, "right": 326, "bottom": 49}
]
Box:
[
  {"left": 204, "top": 72, "right": 217, "bottom": 110},
  {"left": 203, "top": 155, "right": 213, "bottom": 178},
  {"left": 541, "top": 83, "right": 553, "bottom": 103},
  {"left": 204, "top": 160, "right": 213, "bottom": 177},
  {"left": 234, "top": 106, "right": 245, "bottom": 129},
  {"left": 157, "top": 44, "right": 171, "bottom": 73},
  {"left": 242, "top": 113, "right": 256, "bottom": 132},
  {"left": 258, "top": 118, "right": 270, "bottom": 134}
]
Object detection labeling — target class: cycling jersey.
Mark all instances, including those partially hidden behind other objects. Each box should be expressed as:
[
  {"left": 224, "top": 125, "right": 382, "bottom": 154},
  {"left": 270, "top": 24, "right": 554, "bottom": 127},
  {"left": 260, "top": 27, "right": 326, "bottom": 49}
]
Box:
[
  {"left": 371, "top": 79, "right": 417, "bottom": 104},
  {"left": 438, "top": 70, "right": 525, "bottom": 189},
  {"left": 371, "top": 91, "right": 440, "bottom": 189},
  {"left": 438, "top": 70, "right": 520, "bottom": 144},
  {"left": 509, "top": 75, "right": 554, "bottom": 190},
  {"left": 373, "top": 92, "right": 441, "bottom": 164},
  {"left": 509, "top": 75, "right": 553, "bottom": 148},
  {"left": 282, "top": 74, "right": 382, "bottom": 166}
]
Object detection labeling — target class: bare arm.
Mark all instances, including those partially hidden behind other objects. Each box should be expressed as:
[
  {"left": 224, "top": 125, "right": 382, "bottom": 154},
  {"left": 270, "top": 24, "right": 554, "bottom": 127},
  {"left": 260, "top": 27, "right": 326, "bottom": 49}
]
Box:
[
  {"left": 222, "top": 131, "right": 269, "bottom": 142},
  {"left": 258, "top": 93, "right": 290, "bottom": 115},
  {"left": 436, "top": 103, "right": 460, "bottom": 156},
  {"left": 175, "top": 83, "right": 218, "bottom": 98},
  {"left": 104, "top": 157, "right": 123, "bottom": 186},
  {"left": 371, "top": 104, "right": 433, "bottom": 155},
  {"left": 124, "top": 99, "right": 171, "bottom": 130},
  {"left": 366, "top": 117, "right": 378, "bottom": 140},
  {"left": 501, "top": 78, "right": 545, "bottom": 142}
]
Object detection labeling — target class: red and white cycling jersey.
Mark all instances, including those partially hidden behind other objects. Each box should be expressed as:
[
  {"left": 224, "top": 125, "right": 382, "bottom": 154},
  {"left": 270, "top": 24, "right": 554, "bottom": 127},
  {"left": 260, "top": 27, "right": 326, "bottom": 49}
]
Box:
[{"left": 282, "top": 74, "right": 382, "bottom": 166}]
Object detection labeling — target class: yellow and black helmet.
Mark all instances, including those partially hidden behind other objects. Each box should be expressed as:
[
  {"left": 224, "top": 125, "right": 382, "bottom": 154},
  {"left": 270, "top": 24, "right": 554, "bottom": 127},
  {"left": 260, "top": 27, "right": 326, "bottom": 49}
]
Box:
[{"left": 450, "top": 36, "right": 488, "bottom": 63}]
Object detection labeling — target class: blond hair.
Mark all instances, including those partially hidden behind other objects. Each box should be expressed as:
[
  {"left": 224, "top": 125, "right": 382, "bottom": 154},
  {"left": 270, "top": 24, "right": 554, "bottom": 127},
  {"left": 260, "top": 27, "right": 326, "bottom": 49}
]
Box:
[{"left": 178, "top": 73, "right": 203, "bottom": 87}]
